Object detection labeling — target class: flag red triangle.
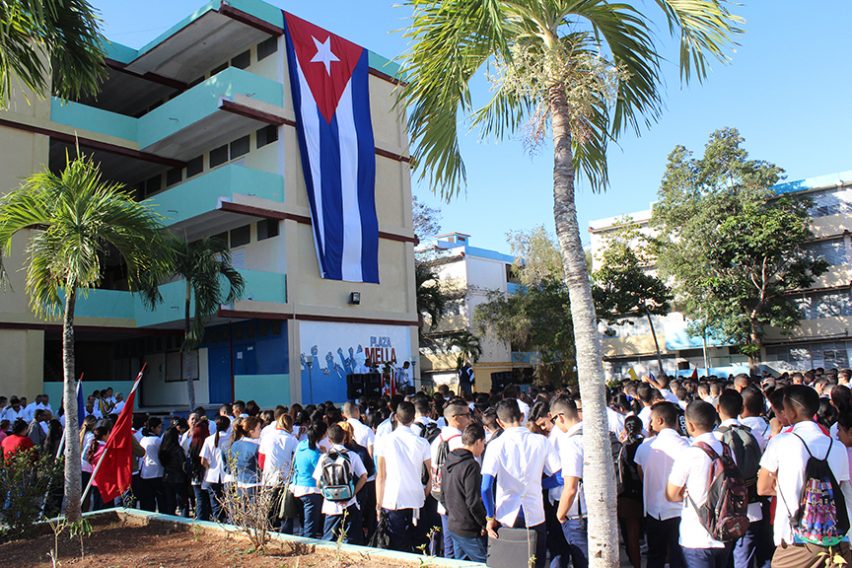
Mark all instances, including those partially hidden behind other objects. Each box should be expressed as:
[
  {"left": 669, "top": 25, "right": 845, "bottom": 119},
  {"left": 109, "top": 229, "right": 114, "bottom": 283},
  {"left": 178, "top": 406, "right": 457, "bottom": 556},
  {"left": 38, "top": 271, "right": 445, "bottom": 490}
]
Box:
[{"left": 92, "top": 377, "right": 140, "bottom": 502}]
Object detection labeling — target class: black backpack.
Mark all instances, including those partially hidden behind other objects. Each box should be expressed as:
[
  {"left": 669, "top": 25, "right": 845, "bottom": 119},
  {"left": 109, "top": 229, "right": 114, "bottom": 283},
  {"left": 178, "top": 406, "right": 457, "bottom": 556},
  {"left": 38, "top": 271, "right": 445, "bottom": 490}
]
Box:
[
  {"left": 718, "top": 424, "right": 762, "bottom": 501},
  {"left": 419, "top": 422, "right": 441, "bottom": 485},
  {"left": 617, "top": 439, "right": 643, "bottom": 500}
]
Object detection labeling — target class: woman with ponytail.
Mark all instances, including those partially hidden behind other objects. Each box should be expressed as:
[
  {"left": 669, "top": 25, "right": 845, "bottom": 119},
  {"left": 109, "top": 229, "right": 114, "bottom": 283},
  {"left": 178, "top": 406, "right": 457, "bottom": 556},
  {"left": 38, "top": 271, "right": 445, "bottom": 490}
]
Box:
[
  {"left": 79, "top": 415, "right": 97, "bottom": 512},
  {"left": 227, "top": 415, "right": 262, "bottom": 498},
  {"left": 201, "top": 415, "right": 231, "bottom": 522}
]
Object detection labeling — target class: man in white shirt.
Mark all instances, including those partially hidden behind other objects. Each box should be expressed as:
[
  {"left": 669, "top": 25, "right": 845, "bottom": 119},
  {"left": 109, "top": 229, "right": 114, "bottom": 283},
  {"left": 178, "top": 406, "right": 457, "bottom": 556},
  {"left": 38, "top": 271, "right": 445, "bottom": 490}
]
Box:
[
  {"left": 637, "top": 383, "right": 656, "bottom": 433},
  {"left": 648, "top": 374, "right": 681, "bottom": 404},
  {"left": 0, "top": 397, "right": 25, "bottom": 423},
  {"left": 666, "top": 400, "right": 732, "bottom": 568},
  {"left": 739, "top": 388, "right": 770, "bottom": 451},
  {"left": 431, "top": 400, "right": 472, "bottom": 559},
  {"left": 375, "top": 401, "right": 432, "bottom": 552},
  {"left": 551, "top": 395, "right": 589, "bottom": 568},
  {"left": 481, "top": 399, "right": 561, "bottom": 568},
  {"left": 314, "top": 424, "right": 368, "bottom": 544},
  {"left": 714, "top": 389, "right": 765, "bottom": 568},
  {"left": 343, "top": 401, "right": 375, "bottom": 456},
  {"left": 635, "top": 401, "right": 689, "bottom": 568},
  {"left": 757, "top": 385, "right": 851, "bottom": 568}
]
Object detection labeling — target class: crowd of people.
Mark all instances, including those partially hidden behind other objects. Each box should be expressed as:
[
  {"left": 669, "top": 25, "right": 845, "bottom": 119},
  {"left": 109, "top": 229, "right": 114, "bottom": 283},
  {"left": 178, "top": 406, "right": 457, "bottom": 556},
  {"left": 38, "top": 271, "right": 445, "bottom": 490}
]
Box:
[{"left": 2, "top": 368, "right": 851, "bottom": 568}]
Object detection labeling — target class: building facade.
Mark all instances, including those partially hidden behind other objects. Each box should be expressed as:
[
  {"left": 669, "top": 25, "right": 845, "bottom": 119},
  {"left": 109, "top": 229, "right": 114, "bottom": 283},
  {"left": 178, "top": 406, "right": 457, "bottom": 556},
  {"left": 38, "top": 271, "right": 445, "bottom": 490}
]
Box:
[
  {"left": 0, "top": 0, "right": 417, "bottom": 408},
  {"left": 419, "top": 232, "right": 532, "bottom": 391},
  {"left": 589, "top": 171, "right": 852, "bottom": 379}
]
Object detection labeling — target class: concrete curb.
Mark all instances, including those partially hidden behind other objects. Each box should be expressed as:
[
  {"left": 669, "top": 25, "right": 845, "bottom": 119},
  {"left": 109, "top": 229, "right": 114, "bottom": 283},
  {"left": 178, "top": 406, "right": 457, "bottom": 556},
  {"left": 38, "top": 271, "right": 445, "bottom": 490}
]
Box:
[{"left": 77, "top": 507, "right": 484, "bottom": 567}]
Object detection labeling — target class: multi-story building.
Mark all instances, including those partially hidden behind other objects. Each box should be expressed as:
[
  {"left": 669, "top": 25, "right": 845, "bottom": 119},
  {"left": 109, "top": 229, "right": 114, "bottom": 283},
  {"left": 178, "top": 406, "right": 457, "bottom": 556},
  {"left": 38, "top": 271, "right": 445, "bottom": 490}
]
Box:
[
  {"left": 419, "top": 232, "right": 533, "bottom": 391},
  {"left": 589, "top": 171, "right": 852, "bottom": 379},
  {"left": 0, "top": 0, "right": 417, "bottom": 408}
]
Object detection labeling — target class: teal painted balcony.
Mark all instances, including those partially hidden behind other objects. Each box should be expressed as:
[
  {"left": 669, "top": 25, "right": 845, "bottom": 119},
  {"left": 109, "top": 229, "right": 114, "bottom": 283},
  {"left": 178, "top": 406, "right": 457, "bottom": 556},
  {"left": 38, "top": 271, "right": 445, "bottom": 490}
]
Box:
[
  {"left": 75, "top": 269, "right": 286, "bottom": 327},
  {"left": 50, "top": 67, "right": 285, "bottom": 159},
  {"left": 145, "top": 164, "right": 283, "bottom": 229}
]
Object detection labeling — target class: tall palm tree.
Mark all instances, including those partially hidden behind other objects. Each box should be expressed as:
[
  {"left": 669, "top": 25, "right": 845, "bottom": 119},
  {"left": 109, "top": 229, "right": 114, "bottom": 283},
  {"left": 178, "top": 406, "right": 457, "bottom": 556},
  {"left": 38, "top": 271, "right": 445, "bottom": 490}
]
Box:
[
  {"left": 0, "top": 0, "right": 106, "bottom": 107},
  {"left": 172, "top": 237, "right": 244, "bottom": 410},
  {"left": 401, "top": 1, "right": 742, "bottom": 564},
  {"left": 0, "top": 154, "right": 172, "bottom": 522}
]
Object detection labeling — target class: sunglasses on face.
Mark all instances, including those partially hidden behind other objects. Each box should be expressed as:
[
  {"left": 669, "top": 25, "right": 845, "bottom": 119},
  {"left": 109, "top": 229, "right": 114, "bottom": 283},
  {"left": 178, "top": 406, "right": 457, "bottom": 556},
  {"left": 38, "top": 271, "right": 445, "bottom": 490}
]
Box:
[{"left": 550, "top": 412, "right": 565, "bottom": 425}]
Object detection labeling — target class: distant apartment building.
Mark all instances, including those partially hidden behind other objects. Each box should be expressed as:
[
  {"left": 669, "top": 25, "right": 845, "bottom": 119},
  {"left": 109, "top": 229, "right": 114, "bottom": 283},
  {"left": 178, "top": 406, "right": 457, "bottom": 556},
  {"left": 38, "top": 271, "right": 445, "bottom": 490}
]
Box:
[
  {"left": 0, "top": 0, "right": 417, "bottom": 408},
  {"left": 589, "top": 171, "right": 852, "bottom": 379},
  {"left": 418, "top": 232, "right": 534, "bottom": 391}
]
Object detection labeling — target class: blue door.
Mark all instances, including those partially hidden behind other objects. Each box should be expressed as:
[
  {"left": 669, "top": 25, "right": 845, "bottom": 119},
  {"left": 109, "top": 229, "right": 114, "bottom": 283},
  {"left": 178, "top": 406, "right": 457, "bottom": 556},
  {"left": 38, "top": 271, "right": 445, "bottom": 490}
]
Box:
[{"left": 207, "top": 343, "right": 231, "bottom": 404}]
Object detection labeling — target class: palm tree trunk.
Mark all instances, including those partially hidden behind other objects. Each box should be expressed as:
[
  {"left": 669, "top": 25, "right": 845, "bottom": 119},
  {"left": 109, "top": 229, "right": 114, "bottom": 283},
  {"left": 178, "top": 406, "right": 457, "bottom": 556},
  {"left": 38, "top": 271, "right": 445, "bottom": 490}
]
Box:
[
  {"left": 62, "top": 287, "right": 82, "bottom": 522},
  {"left": 645, "top": 307, "right": 665, "bottom": 377},
  {"left": 550, "top": 87, "right": 619, "bottom": 567},
  {"left": 184, "top": 280, "right": 196, "bottom": 410}
]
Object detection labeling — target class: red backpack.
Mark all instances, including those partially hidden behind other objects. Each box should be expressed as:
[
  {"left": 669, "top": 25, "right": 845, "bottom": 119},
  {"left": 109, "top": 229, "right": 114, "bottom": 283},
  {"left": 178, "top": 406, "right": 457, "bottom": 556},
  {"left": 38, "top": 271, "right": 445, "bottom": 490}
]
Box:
[{"left": 687, "top": 442, "right": 750, "bottom": 542}]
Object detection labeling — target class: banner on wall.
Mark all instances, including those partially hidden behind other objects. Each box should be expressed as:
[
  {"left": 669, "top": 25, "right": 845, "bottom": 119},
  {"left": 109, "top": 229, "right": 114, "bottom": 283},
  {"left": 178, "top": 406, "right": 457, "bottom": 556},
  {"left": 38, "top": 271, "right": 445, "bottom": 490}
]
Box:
[
  {"left": 283, "top": 12, "right": 380, "bottom": 283},
  {"left": 299, "top": 320, "right": 413, "bottom": 404}
]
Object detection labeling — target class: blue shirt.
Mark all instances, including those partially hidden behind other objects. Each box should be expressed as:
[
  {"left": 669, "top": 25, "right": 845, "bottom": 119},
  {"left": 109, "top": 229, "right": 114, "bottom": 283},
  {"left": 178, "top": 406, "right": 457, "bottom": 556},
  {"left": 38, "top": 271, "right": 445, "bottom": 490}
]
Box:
[
  {"left": 227, "top": 438, "right": 260, "bottom": 486},
  {"left": 293, "top": 439, "right": 322, "bottom": 488}
]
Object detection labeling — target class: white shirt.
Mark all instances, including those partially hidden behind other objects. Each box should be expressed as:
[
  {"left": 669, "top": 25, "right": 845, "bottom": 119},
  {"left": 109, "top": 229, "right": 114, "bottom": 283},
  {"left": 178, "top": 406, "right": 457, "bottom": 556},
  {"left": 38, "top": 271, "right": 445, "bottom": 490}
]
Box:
[
  {"left": 759, "top": 421, "right": 850, "bottom": 546},
  {"left": 21, "top": 402, "right": 38, "bottom": 422},
  {"left": 431, "top": 426, "right": 464, "bottom": 515},
  {"left": 634, "top": 427, "right": 690, "bottom": 521},
  {"left": 347, "top": 417, "right": 376, "bottom": 451},
  {"left": 80, "top": 431, "right": 95, "bottom": 473},
  {"left": 375, "top": 417, "right": 393, "bottom": 441},
  {"left": 713, "top": 418, "right": 762, "bottom": 522},
  {"left": 607, "top": 407, "right": 625, "bottom": 437},
  {"left": 374, "top": 425, "right": 431, "bottom": 510},
  {"left": 139, "top": 435, "right": 164, "bottom": 479},
  {"left": 260, "top": 428, "right": 299, "bottom": 485},
  {"left": 200, "top": 432, "right": 232, "bottom": 484},
  {"left": 409, "top": 416, "right": 436, "bottom": 437},
  {"left": 259, "top": 422, "right": 277, "bottom": 447},
  {"left": 558, "top": 423, "right": 587, "bottom": 518},
  {"left": 668, "top": 432, "right": 729, "bottom": 549},
  {"left": 481, "top": 426, "right": 561, "bottom": 527},
  {"left": 0, "top": 406, "right": 24, "bottom": 423},
  {"left": 638, "top": 406, "right": 652, "bottom": 433},
  {"left": 111, "top": 400, "right": 125, "bottom": 415},
  {"left": 313, "top": 444, "right": 367, "bottom": 515},
  {"left": 739, "top": 416, "right": 771, "bottom": 450},
  {"left": 659, "top": 389, "right": 680, "bottom": 404},
  {"left": 516, "top": 399, "right": 530, "bottom": 423}
]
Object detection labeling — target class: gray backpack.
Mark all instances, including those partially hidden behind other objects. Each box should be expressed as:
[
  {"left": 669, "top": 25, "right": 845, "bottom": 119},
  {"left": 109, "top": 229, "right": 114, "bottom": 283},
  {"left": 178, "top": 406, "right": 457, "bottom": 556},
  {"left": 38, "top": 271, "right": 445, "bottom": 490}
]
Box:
[{"left": 718, "top": 424, "right": 762, "bottom": 501}]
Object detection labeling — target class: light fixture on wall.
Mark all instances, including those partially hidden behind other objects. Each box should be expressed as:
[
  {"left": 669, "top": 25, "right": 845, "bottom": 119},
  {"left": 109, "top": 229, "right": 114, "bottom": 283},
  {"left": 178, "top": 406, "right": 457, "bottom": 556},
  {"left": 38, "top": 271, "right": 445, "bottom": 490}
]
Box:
[{"left": 349, "top": 292, "right": 361, "bottom": 305}]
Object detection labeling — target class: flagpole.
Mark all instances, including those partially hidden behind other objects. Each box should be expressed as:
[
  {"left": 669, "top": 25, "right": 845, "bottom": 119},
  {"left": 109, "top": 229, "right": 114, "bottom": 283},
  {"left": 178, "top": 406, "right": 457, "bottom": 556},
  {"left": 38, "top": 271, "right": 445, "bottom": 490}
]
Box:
[{"left": 80, "top": 364, "right": 146, "bottom": 507}]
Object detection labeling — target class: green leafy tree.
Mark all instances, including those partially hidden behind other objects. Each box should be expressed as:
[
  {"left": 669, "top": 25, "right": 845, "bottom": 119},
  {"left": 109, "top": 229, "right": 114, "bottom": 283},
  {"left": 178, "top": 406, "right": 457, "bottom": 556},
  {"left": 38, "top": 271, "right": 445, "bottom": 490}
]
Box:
[
  {"left": 400, "top": 1, "right": 741, "bottom": 559},
  {"left": 0, "top": 0, "right": 106, "bottom": 107},
  {"left": 507, "top": 225, "right": 563, "bottom": 286},
  {"left": 592, "top": 222, "right": 671, "bottom": 375},
  {"left": 0, "top": 154, "right": 172, "bottom": 522},
  {"left": 172, "top": 237, "right": 244, "bottom": 410},
  {"left": 652, "top": 128, "right": 828, "bottom": 367}
]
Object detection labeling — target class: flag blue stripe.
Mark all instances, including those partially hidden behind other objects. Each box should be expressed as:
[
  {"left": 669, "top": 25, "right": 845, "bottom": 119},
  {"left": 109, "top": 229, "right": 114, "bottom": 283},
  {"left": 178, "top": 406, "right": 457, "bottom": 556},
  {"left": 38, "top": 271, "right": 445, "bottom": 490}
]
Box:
[
  {"left": 76, "top": 381, "right": 84, "bottom": 427},
  {"left": 319, "top": 108, "right": 344, "bottom": 280},
  {"left": 352, "top": 51, "right": 379, "bottom": 283}
]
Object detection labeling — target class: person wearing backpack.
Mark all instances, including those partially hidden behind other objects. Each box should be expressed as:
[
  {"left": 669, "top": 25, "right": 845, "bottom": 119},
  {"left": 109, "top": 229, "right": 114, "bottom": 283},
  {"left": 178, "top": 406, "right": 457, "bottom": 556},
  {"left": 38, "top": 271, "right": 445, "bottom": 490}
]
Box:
[
  {"left": 431, "top": 399, "right": 471, "bottom": 558},
  {"left": 314, "top": 424, "right": 368, "bottom": 544},
  {"left": 757, "top": 385, "right": 851, "bottom": 568},
  {"left": 713, "top": 389, "right": 767, "bottom": 568},
  {"left": 667, "top": 400, "right": 747, "bottom": 568},
  {"left": 441, "top": 423, "right": 487, "bottom": 562},
  {"left": 618, "top": 415, "right": 646, "bottom": 568}
]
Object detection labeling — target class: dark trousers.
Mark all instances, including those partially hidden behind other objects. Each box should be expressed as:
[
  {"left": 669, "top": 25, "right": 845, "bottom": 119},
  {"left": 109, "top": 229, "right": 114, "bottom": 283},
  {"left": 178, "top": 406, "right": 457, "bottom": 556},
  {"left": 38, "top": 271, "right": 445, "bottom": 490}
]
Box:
[
  {"left": 543, "top": 495, "right": 569, "bottom": 568},
  {"left": 358, "top": 480, "right": 377, "bottom": 539},
  {"left": 560, "top": 518, "right": 589, "bottom": 568},
  {"left": 729, "top": 520, "right": 761, "bottom": 568},
  {"left": 683, "top": 546, "right": 731, "bottom": 568},
  {"left": 299, "top": 493, "right": 324, "bottom": 539},
  {"left": 207, "top": 482, "right": 226, "bottom": 522},
  {"left": 322, "top": 504, "right": 363, "bottom": 545},
  {"left": 162, "top": 481, "right": 189, "bottom": 517},
  {"left": 382, "top": 508, "right": 415, "bottom": 553},
  {"left": 646, "top": 515, "right": 685, "bottom": 568},
  {"left": 511, "top": 517, "right": 548, "bottom": 568},
  {"left": 137, "top": 476, "right": 165, "bottom": 513},
  {"left": 449, "top": 530, "right": 488, "bottom": 563},
  {"left": 440, "top": 513, "right": 455, "bottom": 559},
  {"left": 192, "top": 484, "right": 211, "bottom": 521}
]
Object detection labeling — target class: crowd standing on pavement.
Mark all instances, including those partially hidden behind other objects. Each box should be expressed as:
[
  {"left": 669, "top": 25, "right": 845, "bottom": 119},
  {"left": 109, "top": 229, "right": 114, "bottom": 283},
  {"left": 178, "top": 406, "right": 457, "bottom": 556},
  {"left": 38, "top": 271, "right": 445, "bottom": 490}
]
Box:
[{"left": 2, "top": 368, "right": 852, "bottom": 567}]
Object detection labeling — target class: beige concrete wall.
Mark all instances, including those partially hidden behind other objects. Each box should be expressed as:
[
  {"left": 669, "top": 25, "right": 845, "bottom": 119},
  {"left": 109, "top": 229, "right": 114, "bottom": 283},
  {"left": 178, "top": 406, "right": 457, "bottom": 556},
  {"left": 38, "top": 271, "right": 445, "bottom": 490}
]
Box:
[
  {"left": 0, "top": 329, "right": 44, "bottom": 399},
  {"left": 765, "top": 315, "right": 852, "bottom": 342}
]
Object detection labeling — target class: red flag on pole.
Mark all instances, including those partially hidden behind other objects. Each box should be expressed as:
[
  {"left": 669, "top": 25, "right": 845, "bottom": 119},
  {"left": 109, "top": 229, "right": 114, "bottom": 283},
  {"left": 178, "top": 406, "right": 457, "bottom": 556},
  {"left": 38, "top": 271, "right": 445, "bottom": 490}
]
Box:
[
  {"left": 91, "top": 367, "right": 144, "bottom": 502},
  {"left": 690, "top": 367, "right": 699, "bottom": 380}
]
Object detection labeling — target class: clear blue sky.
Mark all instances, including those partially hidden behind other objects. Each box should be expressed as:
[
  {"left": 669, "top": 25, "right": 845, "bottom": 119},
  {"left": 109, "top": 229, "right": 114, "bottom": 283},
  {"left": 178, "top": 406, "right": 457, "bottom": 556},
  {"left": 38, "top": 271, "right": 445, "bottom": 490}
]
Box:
[{"left": 93, "top": 0, "right": 852, "bottom": 250}]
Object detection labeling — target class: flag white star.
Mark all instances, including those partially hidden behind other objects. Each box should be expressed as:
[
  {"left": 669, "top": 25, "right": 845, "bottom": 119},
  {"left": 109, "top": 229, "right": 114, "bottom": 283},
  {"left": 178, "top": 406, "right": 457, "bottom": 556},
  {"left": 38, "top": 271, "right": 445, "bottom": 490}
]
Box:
[{"left": 310, "top": 35, "right": 340, "bottom": 75}]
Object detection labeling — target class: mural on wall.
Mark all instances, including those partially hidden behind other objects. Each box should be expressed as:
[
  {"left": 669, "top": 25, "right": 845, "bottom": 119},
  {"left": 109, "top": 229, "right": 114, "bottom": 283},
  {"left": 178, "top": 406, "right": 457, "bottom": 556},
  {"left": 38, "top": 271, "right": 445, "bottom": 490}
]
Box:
[{"left": 299, "top": 321, "right": 413, "bottom": 404}]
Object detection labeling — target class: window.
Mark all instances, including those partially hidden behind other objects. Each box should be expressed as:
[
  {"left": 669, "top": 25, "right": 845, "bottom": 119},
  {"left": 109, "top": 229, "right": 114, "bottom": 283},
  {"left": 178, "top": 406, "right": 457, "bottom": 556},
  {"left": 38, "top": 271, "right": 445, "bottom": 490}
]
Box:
[
  {"left": 257, "top": 36, "right": 277, "bottom": 61},
  {"left": 186, "top": 155, "right": 204, "bottom": 178},
  {"left": 144, "top": 175, "right": 162, "bottom": 197},
  {"left": 257, "top": 219, "right": 279, "bottom": 240},
  {"left": 210, "top": 231, "right": 228, "bottom": 247},
  {"left": 166, "top": 167, "right": 182, "bottom": 187},
  {"left": 256, "top": 125, "right": 278, "bottom": 148},
  {"left": 231, "top": 50, "right": 251, "bottom": 70},
  {"left": 805, "top": 238, "right": 848, "bottom": 266},
  {"left": 796, "top": 290, "right": 852, "bottom": 320},
  {"left": 210, "top": 144, "right": 229, "bottom": 168},
  {"left": 807, "top": 187, "right": 852, "bottom": 218},
  {"left": 230, "top": 135, "right": 250, "bottom": 160},
  {"left": 211, "top": 62, "right": 228, "bottom": 76},
  {"left": 229, "top": 225, "right": 251, "bottom": 247}
]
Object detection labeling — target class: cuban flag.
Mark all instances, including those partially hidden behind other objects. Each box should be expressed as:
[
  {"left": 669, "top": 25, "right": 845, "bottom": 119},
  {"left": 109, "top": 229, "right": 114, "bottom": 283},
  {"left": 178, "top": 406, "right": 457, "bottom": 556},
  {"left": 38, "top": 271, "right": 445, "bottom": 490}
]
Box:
[{"left": 284, "top": 12, "right": 380, "bottom": 283}]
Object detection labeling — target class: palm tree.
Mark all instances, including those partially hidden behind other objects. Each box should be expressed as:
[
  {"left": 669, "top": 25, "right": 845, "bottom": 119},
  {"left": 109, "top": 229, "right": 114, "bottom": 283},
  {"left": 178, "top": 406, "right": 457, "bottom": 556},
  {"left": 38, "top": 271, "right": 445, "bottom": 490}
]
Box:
[
  {"left": 0, "top": 154, "right": 172, "bottom": 522},
  {"left": 0, "top": 0, "right": 106, "bottom": 107},
  {"left": 171, "top": 237, "right": 244, "bottom": 410},
  {"left": 401, "top": 1, "right": 741, "bottom": 564}
]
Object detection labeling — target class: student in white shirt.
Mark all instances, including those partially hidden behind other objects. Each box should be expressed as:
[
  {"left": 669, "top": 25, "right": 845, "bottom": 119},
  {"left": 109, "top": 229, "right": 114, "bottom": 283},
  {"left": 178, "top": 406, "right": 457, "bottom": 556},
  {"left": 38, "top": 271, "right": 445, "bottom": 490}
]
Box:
[
  {"left": 666, "top": 400, "right": 732, "bottom": 568},
  {"left": 374, "top": 401, "right": 432, "bottom": 553},
  {"left": 551, "top": 395, "right": 589, "bottom": 568},
  {"left": 343, "top": 401, "right": 375, "bottom": 457},
  {"left": 200, "top": 415, "right": 232, "bottom": 522},
  {"left": 138, "top": 416, "right": 165, "bottom": 513},
  {"left": 0, "top": 397, "right": 24, "bottom": 423},
  {"left": 431, "top": 400, "right": 472, "bottom": 559},
  {"left": 635, "top": 401, "right": 690, "bottom": 568},
  {"left": 757, "top": 385, "right": 852, "bottom": 567},
  {"left": 739, "top": 388, "right": 770, "bottom": 451},
  {"left": 648, "top": 374, "right": 681, "bottom": 405},
  {"left": 314, "top": 424, "right": 368, "bottom": 544},
  {"left": 481, "top": 399, "right": 561, "bottom": 568},
  {"left": 259, "top": 413, "right": 299, "bottom": 487},
  {"left": 714, "top": 389, "right": 765, "bottom": 568},
  {"left": 636, "top": 384, "right": 656, "bottom": 433}
]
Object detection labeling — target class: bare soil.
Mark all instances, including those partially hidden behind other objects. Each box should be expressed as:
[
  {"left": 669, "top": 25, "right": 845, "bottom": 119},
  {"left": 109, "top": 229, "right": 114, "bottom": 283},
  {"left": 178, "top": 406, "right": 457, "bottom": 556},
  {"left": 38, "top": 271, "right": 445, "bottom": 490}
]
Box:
[{"left": 0, "top": 513, "right": 432, "bottom": 568}]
